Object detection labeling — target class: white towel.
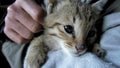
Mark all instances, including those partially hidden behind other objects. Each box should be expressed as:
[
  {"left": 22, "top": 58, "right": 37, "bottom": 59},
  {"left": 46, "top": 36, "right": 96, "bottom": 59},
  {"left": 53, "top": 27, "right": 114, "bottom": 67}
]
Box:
[{"left": 42, "top": 50, "right": 116, "bottom": 68}]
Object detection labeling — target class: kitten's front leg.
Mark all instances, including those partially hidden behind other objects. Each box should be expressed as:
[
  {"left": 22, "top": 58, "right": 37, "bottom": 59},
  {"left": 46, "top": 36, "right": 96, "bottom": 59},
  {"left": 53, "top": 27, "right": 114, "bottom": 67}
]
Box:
[
  {"left": 92, "top": 43, "right": 106, "bottom": 58},
  {"left": 24, "top": 36, "right": 48, "bottom": 68}
]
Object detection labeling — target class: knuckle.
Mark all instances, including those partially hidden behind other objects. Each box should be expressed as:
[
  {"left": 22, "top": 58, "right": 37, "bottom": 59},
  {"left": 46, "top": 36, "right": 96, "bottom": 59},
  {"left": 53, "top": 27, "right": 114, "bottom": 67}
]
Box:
[
  {"left": 7, "top": 5, "right": 15, "bottom": 12},
  {"left": 4, "top": 17, "right": 9, "bottom": 24},
  {"left": 4, "top": 26, "right": 12, "bottom": 34},
  {"left": 4, "top": 27, "right": 9, "bottom": 34},
  {"left": 31, "top": 24, "right": 41, "bottom": 33},
  {"left": 15, "top": 0, "right": 22, "bottom": 4},
  {"left": 5, "top": 16, "right": 11, "bottom": 23},
  {"left": 4, "top": 17, "right": 13, "bottom": 28},
  {"left": 17, "top": 37, "right": 26, "bottom": 44},
  {"left": 27, "top": 33, "right": 33, "bottom": 39},
  {"left": 33, "top": 9, "right": 43, "bottom": 21},
  {"left": 33, "top": 14, "right": 39, "bottom": 21},
  {"left": 24, "top": 33, "right": 33, "bottom": 39},
  {"left": 7, "top": 6, "right": 17, "bottom": 18}
]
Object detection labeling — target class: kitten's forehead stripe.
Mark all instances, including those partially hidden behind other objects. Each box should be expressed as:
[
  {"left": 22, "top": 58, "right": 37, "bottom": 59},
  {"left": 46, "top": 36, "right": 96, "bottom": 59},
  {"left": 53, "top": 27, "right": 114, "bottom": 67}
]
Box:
[{"left": 73, "top": 17, "right": 75, "bottom": 23}]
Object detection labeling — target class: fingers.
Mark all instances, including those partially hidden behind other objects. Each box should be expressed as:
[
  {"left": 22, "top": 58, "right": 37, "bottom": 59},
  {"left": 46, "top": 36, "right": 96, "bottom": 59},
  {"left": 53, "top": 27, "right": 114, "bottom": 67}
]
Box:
[
  {"left": 4, "top": 27, "right": 28, "bottom": 44},
  {"left": 20, "top": 0, "right": 46, "bottom": 21},
  {"left": 4, "top": 15, "right": 33, "bottom": 44},
  {"left": 4, "top": 0, "right": 45, "bottom": 44},
  {"left": 7, "top": 2, "right": 43, "bottom": 33},
  {"left": 5, "top": 16, "right": 33, "bottom": 39}
]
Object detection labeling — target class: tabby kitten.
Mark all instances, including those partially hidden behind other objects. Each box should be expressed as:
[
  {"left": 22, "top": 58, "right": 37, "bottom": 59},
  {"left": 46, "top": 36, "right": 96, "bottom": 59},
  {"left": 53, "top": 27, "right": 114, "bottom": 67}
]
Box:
[{"left": 24, "top": 0, "right": 108, "bottom": 68}]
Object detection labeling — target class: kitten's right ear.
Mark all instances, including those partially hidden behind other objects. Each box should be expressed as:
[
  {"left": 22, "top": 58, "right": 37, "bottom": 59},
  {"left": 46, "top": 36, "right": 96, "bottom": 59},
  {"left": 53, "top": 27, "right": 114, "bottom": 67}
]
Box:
[
  {"left": 81, "top": 0, "right": 92, "bottom": 4},
  {"left": 44, "top": 0, "right": 71, "bottom": 15},
  {"left": 44, "top": 0, "right": 57, "bottom": 15}
]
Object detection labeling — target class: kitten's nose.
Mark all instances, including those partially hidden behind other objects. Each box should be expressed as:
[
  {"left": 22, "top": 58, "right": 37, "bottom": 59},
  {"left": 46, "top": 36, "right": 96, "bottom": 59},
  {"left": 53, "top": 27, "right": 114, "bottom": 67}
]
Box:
[{"left": 75, "top": 45, "right": 85, "bottom": 52}]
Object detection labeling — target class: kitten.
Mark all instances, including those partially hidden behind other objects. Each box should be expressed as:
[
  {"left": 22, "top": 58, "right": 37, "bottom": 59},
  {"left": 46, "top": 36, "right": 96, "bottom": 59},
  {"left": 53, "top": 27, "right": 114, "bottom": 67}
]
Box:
[{"left": 24, "top": 0, "right": 108, "bottom": 68}]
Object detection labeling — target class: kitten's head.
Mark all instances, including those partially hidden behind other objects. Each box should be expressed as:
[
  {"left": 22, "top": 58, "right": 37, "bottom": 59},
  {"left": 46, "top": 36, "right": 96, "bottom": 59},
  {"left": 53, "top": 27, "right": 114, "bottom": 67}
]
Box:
[{"left": 44, "top": 0, "right": 107, "bottom": 56}]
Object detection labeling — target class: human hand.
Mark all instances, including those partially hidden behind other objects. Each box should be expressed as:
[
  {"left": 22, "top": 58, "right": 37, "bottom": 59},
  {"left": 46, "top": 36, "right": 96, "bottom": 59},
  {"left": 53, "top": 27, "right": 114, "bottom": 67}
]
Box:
[{"left": 4, "top": 0, "right": 46, "bottom": 44}]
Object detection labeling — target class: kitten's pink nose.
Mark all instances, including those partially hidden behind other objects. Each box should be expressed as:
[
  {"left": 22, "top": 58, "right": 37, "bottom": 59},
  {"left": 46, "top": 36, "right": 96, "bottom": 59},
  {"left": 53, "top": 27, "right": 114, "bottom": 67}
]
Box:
[{"left": 75, "top": 45, "right": 85, "bottom": 52}]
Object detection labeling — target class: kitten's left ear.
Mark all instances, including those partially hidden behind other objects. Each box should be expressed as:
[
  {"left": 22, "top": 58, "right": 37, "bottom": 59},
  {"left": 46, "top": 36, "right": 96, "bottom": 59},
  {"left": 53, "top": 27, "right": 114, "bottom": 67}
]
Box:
[{"left": 92, "top": 0, "right": 108, "bottom": 14}]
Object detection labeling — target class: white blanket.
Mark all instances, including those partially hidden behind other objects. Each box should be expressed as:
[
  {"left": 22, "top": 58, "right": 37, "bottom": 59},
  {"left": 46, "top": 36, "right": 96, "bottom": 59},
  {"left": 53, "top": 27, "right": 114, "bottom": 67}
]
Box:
[{"left": 42, "top": 51, "right": 116, "bottom": 68}]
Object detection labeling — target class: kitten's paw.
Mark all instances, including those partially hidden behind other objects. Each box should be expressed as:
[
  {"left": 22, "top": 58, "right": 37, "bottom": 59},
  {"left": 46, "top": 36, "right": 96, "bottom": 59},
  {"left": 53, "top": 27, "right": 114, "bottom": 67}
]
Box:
[
  {"left": 94, "top": 47, "right": 106, "bottom": 58},
  {"left": 24, "top": 51, "right": 46, "bottom": 68},
  {"left": 93, "top": 44, "right": 106, "bottom": 58}
]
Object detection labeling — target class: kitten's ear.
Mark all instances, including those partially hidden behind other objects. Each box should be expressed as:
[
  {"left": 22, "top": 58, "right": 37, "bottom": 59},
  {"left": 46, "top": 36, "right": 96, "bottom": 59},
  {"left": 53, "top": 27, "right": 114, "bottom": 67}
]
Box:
[
  {"left": 92, "top": 0, "right": 108, "bottom": 14},
  {"left": 44, "top": 0, "right": 70, "bottom": 15},
  {"left": 44, "top": 0, "right": 57, "bottom": 15},
  {"left": 81, "top": 0, "right": 92, "bottom": 4}
]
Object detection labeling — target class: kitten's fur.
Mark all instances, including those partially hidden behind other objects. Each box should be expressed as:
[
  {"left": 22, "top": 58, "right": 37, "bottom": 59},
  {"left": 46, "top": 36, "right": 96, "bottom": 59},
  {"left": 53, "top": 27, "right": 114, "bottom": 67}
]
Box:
[{"left": 24, "top": 0, "right": 108, "bottom": 68}]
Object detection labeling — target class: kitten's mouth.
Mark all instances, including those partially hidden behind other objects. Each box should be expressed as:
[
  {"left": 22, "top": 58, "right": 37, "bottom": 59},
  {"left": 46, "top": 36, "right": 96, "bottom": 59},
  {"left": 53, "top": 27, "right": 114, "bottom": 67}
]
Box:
[
  {"left": 75, "top": 49, "right": 87, "bottom": 56},
  {"left": 74, "top": 45, "right": 87, "bottom": 56},
  {"left": 70, "top": 49, "right": 87, "bottom": 57},
  {"left": 64, "top": 44, "right": 87, "bottom": 56}
]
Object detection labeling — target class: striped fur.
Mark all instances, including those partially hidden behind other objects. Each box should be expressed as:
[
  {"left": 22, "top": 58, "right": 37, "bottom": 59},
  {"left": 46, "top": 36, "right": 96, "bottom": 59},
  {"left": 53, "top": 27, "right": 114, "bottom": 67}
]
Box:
[{"left": 24, "top": 0, "right": 107, "bottom": 68}]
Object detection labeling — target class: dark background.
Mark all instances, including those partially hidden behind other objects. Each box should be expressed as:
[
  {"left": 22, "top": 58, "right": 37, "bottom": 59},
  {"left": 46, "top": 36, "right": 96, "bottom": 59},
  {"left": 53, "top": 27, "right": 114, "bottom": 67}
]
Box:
[{"left": 0, "top": 0, "right": 15, "bottom": 68}]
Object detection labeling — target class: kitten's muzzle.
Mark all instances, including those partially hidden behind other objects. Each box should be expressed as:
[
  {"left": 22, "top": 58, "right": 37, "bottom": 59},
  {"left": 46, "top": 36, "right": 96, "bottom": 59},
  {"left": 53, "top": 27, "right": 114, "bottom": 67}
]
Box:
[{"left": 75, "top": 44, "right": 86, "bottom": 53}]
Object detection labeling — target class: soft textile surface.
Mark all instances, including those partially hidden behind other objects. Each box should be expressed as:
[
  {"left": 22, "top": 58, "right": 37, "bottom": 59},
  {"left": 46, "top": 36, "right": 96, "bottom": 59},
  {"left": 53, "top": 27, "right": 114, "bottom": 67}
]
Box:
[
  {"left": 42, "top": 51, "right": 116, "bottom": 68},
  {"left": 101, "top": 12, "right": 120, "bottom": 67}
]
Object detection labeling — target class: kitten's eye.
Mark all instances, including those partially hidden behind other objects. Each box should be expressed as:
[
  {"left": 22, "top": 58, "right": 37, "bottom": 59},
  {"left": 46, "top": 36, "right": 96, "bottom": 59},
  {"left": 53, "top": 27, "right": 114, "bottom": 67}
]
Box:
[
  {"left": 64, "top": 25, "right": 73, "bottom": 34},
  {"left": 88, "top": 30, "right": 96, "bottom": 37}
]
